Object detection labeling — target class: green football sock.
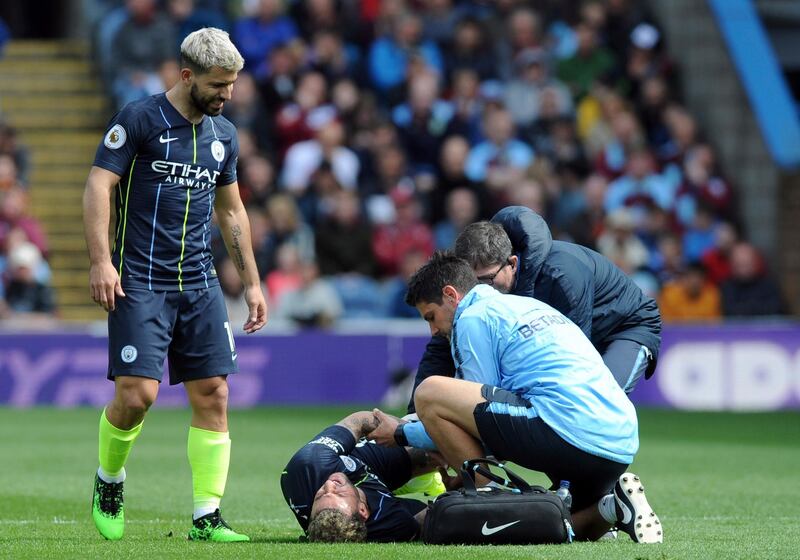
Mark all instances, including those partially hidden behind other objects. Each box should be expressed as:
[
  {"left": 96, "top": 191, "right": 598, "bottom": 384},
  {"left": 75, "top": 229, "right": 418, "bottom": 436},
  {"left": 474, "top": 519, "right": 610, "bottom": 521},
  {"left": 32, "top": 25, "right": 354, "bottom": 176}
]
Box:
[
  {"left": 188, "top": 426, "right": 231, "bottom": 519},
  {"left": 98, "top": 408, "right": 143, "bottom": 480}
]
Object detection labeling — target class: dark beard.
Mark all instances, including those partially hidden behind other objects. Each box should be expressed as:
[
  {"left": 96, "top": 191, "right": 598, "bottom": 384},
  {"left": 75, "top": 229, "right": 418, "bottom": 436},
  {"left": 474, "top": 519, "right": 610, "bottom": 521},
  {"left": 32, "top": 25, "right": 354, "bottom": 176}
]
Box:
[{"left": 190, "top": 84, "right": 223, "bottom": 116}]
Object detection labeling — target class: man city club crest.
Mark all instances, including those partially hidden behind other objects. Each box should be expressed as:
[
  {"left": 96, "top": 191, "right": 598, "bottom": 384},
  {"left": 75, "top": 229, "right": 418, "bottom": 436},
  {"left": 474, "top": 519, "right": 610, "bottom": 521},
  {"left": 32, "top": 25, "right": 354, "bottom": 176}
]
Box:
[
  {"left": 120, "top": 345, "right": 138, "bottom": 363},
  {"left": 211, "top": 140, "right": 225, "bottom": 163},
  {"left": 104, "top": 124, "right": 127, "bottom": 149},
  {"left": 340, "top": 456, "right": 357, "bottom": 472}
]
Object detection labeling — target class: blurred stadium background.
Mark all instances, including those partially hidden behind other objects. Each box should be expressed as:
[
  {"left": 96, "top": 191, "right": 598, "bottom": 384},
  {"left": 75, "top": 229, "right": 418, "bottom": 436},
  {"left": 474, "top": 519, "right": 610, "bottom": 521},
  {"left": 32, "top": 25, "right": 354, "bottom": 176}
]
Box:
[
  {"left": 1, "top": 0, "right": 800, "bottom": 412},
  {"left": 1, "top": 1, "right": 800, "bottom": 557}
]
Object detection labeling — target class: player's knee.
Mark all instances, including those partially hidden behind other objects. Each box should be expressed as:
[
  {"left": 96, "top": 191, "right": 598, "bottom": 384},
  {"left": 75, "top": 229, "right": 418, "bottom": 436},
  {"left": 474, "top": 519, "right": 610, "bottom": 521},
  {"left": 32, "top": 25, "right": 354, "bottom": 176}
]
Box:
[
  {"left": 116, "top": 388, "right": 155, "bottom": 416},
  {"left": 414, "top": 377, "right": 445, "bottom": 419},
  {"left": 192, "top": 379, "right": 229, "bottom": 413}
]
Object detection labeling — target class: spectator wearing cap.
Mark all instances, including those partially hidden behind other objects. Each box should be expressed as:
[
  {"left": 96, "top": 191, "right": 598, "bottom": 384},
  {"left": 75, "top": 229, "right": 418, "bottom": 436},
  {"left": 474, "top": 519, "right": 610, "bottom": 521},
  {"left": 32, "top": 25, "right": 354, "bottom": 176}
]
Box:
[
  {"left": 234, "top": 0, "right": 299, "bottom": 79},
  {"left": 4, "top": 242, "right": 56, "bottom": 316},
  {"left": 504, "top": 47, "right": 573, "bottom": 130},
  {"left": 626, "top": 22, "right": 673, "bottom": 101},
  {"left": 720, "top": 243, "right": 785, "bottom": 317},
  {"left": 372, "top": 188, "right": 434, "bottom": 277},
  {"left": 658, "top": 262, "right": 721, "bottom": 322}
]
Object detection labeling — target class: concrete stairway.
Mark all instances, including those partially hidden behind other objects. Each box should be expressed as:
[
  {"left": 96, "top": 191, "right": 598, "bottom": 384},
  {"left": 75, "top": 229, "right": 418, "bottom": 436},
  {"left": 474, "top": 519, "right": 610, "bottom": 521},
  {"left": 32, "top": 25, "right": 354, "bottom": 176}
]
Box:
[{"left": 0, "top": 40, "right": 109, "bottom": 321}]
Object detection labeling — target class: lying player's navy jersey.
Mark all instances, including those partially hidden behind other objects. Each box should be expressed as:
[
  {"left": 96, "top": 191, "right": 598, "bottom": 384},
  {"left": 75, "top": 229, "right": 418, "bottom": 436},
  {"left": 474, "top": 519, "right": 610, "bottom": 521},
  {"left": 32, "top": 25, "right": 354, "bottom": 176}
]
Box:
[
  {"left": 93, "top": 93, "right": 239, "bottom": 291},
  {"left": 280, "top": 425, "right": 425, "bottom": 542}
]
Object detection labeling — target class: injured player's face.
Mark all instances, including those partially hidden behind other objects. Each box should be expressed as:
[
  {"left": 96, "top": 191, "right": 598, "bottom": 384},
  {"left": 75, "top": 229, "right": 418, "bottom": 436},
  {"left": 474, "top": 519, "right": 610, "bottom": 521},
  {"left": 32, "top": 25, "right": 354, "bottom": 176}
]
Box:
[{"left": 310, "top": 472, "right": 366, "bottom": 520}]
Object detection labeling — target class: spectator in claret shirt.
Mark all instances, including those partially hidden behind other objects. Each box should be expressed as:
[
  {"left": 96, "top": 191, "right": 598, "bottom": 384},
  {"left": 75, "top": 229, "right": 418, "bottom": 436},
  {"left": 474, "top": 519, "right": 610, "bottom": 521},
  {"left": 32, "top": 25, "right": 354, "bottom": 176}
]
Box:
[
  {"left": 701, "top": 221, "right": 738, "bottom": 285},
  {"left": 372, "top": 188, "right": 434, "bottom": 277}
]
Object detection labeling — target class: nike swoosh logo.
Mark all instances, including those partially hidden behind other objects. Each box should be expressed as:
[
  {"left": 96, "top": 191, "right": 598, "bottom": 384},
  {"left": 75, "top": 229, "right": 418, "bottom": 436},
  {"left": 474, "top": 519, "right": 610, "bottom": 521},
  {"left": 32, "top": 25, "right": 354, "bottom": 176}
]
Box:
[
  {"left": 159, "top": 135, "right": 177, "bottom": 143},
  {"left": 481, "top": 520, "right": 520, "bottom": 536},
  {"left": 618, "top": 500, "right": 633, "bottom": 524},
  {"left": 232, "top": 353, "right": 238, "bottom": 361}
]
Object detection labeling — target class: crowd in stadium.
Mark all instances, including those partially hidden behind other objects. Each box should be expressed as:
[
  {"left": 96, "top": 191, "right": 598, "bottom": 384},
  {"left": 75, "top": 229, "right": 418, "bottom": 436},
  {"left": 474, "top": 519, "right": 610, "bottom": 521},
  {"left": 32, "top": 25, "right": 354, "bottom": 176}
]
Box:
[{"left": 0, "top": 0, "right": 788, "bottom": 322}]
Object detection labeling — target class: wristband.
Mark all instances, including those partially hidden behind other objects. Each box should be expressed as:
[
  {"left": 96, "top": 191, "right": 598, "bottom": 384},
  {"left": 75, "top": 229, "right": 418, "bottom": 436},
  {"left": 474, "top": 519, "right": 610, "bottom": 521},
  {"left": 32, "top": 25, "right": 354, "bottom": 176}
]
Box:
[{"left": 394, "top": 422, "right": 409, "bottom": 447}]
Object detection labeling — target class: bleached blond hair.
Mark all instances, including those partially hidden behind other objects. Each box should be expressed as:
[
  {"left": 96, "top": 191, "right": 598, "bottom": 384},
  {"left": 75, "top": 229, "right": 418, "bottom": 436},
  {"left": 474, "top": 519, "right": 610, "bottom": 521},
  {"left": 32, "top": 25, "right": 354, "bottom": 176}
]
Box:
[{"left": 180, "top": 27, "right": 244, "bottom": 74}]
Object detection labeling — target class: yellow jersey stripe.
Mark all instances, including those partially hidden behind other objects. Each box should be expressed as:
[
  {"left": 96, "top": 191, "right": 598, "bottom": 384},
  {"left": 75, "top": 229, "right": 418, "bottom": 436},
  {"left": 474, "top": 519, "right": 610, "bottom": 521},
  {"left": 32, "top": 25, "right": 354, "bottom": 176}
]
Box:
[
  {"left": 192, "top": 124, "right": 197, "bottom": 164},
  {"left": 117, "top": 157, "right": 137, "bottom": 276},
  {"left": 177, "top": 188, "right": 191, "bottom": 291}
]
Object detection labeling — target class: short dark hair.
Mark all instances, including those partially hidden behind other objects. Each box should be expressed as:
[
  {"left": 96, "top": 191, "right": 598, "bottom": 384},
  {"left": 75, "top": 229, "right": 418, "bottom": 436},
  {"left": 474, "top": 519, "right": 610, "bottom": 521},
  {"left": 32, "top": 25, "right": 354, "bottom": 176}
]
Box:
[
  {"left": 307, "top": 508, "right": 367, "bottom": 543},
  {"left": 454, "top": 221, "right": 513, "bottom": 269},
  {"left": 405, "top": 251, "right": 478, "bottom": 307}
]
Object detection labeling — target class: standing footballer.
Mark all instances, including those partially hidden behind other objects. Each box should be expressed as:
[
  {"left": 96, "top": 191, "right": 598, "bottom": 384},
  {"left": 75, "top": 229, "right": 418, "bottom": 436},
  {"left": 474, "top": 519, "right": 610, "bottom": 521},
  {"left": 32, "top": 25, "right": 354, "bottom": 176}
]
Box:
[{"left": 83, "top": 28, "right": 266, "bottom": 542}]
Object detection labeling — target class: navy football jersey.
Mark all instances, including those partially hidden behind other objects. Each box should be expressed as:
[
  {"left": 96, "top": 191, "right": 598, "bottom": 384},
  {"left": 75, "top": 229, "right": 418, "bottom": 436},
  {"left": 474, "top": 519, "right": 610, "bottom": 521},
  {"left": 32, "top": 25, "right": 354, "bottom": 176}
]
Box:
[
  {"left": 280, "top": 425, "right": 425, "bottom": 542},
  {"left": 93, "top": 93, "right": 239, "bottom": 291}
]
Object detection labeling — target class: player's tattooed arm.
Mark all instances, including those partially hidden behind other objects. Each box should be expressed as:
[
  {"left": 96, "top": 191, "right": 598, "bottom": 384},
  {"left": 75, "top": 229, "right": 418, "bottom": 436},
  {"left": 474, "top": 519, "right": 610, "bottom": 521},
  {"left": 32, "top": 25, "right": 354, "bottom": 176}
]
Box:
[
  {"left": 337, "top": 412, "right": 380, "bottom": 440},
  {"left": 230, "top": 225, "right": 245, "bottom": 271}
]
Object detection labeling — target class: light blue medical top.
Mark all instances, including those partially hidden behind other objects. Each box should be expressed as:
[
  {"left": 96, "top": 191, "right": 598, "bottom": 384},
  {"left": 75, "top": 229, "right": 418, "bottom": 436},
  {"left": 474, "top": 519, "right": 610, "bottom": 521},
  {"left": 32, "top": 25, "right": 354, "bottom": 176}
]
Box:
[{"left": 452, "top": 284, "right": 639, "bottom": 464}]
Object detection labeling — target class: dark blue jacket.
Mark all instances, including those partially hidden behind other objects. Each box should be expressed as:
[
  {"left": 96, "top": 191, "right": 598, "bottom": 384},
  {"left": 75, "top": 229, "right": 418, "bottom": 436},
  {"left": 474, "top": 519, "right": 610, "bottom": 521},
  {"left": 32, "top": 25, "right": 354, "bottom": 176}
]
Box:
[
  {"left": 408, "top": 207, "right": 661, "bottom": 413},
  {"left": 494, "top": 206, "right": 661, "bottom": 358}
]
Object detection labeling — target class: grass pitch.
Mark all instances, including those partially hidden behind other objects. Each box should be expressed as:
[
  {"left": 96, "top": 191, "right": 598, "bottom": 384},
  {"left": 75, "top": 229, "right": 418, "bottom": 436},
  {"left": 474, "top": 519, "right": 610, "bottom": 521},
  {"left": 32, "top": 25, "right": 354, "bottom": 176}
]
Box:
[{"left": 0, "top": 406, "right": 798, "bottom": 559}]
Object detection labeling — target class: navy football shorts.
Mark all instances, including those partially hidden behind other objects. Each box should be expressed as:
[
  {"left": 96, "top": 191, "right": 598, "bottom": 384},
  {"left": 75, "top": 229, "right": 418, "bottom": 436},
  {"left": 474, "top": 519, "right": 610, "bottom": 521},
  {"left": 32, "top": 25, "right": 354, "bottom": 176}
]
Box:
[
  {"left": 107, "top": 287, "right": 238, "bottom": 385},
  {"left": 473, "top": 385, "right": 628, "bottom": 510}
]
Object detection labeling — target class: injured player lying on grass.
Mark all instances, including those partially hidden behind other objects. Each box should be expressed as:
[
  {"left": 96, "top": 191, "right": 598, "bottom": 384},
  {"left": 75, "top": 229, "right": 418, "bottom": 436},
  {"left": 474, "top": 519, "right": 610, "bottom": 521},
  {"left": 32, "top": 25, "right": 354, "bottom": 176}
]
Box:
[{"left": 280, "top": 410, "right": 447, "bottom": 543}]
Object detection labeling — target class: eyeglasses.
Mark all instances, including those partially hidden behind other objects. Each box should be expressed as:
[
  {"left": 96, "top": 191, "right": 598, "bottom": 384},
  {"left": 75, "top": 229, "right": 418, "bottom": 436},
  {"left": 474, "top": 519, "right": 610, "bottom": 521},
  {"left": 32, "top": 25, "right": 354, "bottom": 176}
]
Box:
[{"left": 476, "top": 258, "right": 512, "bottom": 286}]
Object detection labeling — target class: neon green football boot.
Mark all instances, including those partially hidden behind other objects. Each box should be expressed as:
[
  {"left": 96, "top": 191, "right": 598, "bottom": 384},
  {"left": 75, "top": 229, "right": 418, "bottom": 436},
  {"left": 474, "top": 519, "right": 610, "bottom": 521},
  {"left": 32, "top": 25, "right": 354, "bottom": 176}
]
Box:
[
  {"left": 92, "top": 474, "right": 125, "bottom": 540},
  {"left": 394, "top": 471, "right": 446, "bottom": 497},
  {"left": 187, "top": 509, "right": 250, "bottom": 542}
]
